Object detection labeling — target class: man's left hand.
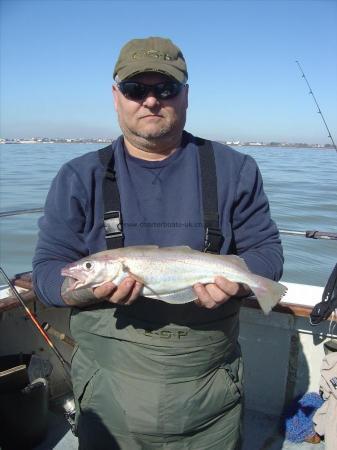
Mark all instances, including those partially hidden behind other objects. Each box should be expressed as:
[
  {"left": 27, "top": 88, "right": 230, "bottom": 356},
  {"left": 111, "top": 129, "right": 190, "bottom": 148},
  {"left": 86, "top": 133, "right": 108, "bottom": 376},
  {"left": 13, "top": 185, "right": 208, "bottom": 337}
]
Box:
[{"left": 193, "top": 276, "right": 251, "bottom": 309}]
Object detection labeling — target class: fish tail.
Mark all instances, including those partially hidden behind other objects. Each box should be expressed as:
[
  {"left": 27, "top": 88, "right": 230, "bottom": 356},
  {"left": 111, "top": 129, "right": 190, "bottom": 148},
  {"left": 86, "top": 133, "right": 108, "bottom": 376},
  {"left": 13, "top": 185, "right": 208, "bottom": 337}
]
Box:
[{"left": 249, "top": 276, "right": 287, "bottom": 315}]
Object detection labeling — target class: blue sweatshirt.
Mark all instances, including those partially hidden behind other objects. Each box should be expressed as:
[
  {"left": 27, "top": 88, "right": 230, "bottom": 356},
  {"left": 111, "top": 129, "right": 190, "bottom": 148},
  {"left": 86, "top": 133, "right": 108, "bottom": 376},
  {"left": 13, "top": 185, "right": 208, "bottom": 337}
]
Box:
[{"left": 33, "top": 132, "right": 283, "bottom": 306}]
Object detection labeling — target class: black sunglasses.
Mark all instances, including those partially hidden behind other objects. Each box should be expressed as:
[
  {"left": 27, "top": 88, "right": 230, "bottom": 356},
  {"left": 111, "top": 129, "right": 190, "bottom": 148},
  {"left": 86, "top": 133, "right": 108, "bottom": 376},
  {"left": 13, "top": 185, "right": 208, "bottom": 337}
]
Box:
[{"left": 117, "top": 81, "right": 184, "bottom": 101}]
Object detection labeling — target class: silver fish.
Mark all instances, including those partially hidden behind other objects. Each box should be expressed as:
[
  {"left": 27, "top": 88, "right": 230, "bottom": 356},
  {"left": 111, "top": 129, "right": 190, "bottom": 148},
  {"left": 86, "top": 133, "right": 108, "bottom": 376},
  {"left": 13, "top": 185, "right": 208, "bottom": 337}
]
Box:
[{"left": 61, "top": 245, "right": 287, "bottom": 314}]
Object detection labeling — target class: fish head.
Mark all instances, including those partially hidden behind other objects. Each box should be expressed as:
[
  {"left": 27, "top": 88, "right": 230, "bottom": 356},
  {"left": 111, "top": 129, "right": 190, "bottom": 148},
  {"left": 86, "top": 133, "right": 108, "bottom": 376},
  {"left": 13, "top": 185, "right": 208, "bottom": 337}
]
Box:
[{"left": 61, "top": 256, "right": 122, "bottom": 291}]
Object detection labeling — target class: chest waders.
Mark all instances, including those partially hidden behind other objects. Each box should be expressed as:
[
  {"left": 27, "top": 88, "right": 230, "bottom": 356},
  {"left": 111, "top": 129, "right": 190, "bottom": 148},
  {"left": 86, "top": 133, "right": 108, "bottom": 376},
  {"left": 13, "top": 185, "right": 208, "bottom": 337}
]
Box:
[{"left": 70, "top": 137, "right": 243, "bottom": 450}]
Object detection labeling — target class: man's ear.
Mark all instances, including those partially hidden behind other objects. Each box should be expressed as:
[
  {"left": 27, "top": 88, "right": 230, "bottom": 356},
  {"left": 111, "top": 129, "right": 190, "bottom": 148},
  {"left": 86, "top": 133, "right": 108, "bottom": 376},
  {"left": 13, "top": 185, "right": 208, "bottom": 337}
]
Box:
[
  {"left": 184, "top": 84, "right": 189, "bottom": 109},
  {"left": 112, "top": 84, "right": 118, "bottom": 111}
]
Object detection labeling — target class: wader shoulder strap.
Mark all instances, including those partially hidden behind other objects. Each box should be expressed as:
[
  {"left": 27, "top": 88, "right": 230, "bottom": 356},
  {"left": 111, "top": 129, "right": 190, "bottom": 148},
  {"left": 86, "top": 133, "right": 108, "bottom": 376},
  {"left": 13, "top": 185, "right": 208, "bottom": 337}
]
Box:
[
  {"left": 98, "top": 138, "right": 224, "bottom": 253},
  {"left": 98, "top": 143, "right": 124, "bottom": 250},
  {"left": 196, "top": 137, "right": 224, "bottom": 254}
]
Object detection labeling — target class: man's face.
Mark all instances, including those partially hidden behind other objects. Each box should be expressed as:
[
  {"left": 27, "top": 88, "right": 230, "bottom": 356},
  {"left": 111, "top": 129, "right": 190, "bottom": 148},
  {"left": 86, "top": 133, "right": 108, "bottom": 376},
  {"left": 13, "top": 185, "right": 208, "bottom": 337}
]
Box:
[{"left": 112, "top": 72, "right": 188, "bottom": 147}]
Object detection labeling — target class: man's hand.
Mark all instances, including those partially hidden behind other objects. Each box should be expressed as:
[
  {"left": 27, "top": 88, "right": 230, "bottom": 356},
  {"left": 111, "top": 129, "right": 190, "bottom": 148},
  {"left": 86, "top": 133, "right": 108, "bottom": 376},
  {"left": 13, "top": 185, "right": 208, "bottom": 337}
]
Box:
[
  {"left": 62, "top": 276, "right": 143, "bottom": 307},
  {"left": 193, "top": 276, "right": 251, "bottom": 309},
  {"left": 93, "top": 277, "right": 143, "bottom": 306}
]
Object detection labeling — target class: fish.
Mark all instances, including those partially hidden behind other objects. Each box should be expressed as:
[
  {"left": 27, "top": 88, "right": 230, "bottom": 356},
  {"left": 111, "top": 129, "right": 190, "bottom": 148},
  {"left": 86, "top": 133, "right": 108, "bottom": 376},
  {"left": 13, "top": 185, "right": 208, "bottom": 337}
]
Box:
[{"left": 61, "top": 245, "right": 287, "bottom": 314}]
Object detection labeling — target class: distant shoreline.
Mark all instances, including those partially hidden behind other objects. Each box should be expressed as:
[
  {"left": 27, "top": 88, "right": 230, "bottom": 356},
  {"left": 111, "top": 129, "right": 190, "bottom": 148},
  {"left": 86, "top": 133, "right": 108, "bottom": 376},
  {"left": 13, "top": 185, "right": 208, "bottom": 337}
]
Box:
[{"left": 1, "top": 141, "right": 334, "bottom": 149}]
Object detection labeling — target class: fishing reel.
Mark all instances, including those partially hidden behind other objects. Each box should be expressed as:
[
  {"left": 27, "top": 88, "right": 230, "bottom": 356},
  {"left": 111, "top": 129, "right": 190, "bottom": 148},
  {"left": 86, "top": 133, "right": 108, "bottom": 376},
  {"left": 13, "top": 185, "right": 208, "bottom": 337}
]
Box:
[
  {"left": 310, "top": 263, "right": 337, "bottom": 325},
  {"left": 63, "top": 396, "right": 77, "bottom": 435}
]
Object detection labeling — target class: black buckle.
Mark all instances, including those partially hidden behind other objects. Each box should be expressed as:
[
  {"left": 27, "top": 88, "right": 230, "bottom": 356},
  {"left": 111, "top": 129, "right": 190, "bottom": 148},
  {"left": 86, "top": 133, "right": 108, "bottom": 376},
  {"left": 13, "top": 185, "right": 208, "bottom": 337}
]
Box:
[
  {"left": 310, "top": 263, "right": 337, "bottom": 325},
  {"left": 204, "top": 227, "right": 224, "bottom": 254},
  {"left": 310, "top": 301, "right": 333, "bottom": 325},
  {"left": 104, "top": 210, "right": 123, "bottom": 239}
]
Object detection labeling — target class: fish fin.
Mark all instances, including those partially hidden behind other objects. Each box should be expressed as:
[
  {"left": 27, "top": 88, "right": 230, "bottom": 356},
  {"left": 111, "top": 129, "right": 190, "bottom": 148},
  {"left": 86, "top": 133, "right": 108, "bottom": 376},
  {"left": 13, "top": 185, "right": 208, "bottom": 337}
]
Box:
[
  {"left": 157, "top": 246, "right": 192, "bottom": 252},
  {"left": 129, "top": 272, "right": 146, "bottom": 284},
  {"left": 98, "top": 246, "right": 159, "bottom": 258},
  {"left": 250, "top": 277, "right": 287, "bottom": 314},
  {"left": 120, "top": 262, "right": 146, "bottom": 285},
  {"left": 124, "top": 245, "right": 159, "bottom": 251},
  {"left": 146, "top": 287, "right": 197, "bottom": 304}
]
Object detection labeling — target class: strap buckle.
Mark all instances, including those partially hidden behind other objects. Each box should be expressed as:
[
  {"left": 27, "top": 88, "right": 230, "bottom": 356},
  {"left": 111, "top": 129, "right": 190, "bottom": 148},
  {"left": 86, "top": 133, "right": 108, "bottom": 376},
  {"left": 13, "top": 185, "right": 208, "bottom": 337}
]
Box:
[
  {"left": 104, "top": 210, "right": 123, "bottom": 239},
  {"left": 204, "top": 227, "right": 224, "bottom": 254}
]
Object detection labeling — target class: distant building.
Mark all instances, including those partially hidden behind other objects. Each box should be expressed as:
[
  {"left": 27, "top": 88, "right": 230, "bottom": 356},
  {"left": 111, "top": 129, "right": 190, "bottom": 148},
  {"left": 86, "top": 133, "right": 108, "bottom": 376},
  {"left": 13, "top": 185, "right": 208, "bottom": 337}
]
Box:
[{"left": 225, "top": 140, "right": 241, "bottom": 146}]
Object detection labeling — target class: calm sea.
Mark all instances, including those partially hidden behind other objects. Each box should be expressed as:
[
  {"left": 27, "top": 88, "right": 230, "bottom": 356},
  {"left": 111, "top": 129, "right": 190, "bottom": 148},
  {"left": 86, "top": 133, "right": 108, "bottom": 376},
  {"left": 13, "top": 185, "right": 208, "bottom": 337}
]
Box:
[{"left": 0, "top": 143, "right": 336, "bottom": 287}]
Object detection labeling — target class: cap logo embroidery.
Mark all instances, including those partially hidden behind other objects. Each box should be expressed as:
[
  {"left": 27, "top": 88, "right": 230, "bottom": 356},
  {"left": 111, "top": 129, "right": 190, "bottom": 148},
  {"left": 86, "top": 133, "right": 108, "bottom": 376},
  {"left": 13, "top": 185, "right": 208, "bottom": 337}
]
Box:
[{"left": 132, "top": 50, "right": 175, "bottom": 61}]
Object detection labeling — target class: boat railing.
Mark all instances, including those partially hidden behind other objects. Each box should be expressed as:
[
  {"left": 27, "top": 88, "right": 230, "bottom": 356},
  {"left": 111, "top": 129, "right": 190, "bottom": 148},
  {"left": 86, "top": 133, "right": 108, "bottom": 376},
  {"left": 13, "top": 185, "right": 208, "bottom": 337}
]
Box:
[{"left": 1, "top": 207, "right": 337, "bottom": 240}]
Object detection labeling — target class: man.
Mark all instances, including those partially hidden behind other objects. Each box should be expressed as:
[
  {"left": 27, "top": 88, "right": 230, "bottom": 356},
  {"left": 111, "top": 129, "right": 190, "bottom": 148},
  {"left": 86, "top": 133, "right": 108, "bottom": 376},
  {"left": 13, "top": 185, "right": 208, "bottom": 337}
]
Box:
[{"left": 33, "top": 37, "right": 284, "bottom": 449}]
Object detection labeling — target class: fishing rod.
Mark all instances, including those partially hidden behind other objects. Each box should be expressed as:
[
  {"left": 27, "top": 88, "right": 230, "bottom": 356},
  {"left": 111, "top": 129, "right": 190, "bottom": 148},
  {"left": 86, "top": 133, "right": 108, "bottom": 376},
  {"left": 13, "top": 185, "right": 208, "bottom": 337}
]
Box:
[
  {"left": 279, "top": 229, "right": 337, "bottom": 240},
  {"left": 0, "top": 267, "right": 77, "bottom": 430},
  {"left": 1, "top": 206, "right": 336, "bottom": 240},
  {"left": 0, "top": 267, "right": 71, "bottom": 381},
  {"left": 295, "top": 60, "right": 337, "bottom": 152},
  {"left": 0, "top": 207, "right": 44, "bottom": 218}
]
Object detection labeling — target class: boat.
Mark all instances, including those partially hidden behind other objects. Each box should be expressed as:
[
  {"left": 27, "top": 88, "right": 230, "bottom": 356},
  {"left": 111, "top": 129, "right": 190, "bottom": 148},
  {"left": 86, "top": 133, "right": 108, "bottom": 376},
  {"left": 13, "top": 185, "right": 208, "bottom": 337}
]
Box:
[{"left": 0, "top": 223, "right": 336, "bottom": 449}]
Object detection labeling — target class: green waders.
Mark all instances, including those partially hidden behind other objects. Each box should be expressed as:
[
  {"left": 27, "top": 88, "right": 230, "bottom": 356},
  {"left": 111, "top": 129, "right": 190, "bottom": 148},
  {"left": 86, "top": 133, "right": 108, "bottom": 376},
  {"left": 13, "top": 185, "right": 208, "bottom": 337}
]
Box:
[{"left": 70, "top": 298, "right": 243, "bottom": 450}]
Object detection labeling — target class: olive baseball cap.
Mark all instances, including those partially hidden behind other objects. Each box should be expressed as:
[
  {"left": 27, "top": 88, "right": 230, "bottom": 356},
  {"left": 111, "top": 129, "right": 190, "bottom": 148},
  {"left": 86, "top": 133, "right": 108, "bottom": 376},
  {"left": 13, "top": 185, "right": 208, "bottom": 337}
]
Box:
[{"left": 113, "top": 37, "right": 188, "bottom": 83}]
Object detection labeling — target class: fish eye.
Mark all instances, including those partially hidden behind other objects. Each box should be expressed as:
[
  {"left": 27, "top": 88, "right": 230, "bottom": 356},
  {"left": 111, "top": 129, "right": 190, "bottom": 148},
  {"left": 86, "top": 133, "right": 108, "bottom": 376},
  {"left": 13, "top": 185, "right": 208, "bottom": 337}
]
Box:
[{"left": 85, "top": 262, "right": 92, "bottom": 270}]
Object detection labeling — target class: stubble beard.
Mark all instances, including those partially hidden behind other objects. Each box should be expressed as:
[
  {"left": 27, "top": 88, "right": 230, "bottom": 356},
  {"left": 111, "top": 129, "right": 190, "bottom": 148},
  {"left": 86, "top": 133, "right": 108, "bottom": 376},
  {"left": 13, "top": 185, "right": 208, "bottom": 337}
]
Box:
[{"left": 118, "top": 112, "right": 186, "bottom": 152}]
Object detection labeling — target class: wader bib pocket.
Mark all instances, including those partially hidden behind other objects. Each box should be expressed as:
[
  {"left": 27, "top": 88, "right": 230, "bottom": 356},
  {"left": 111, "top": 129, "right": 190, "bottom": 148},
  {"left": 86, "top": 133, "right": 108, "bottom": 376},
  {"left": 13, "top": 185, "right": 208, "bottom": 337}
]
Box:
[
  {"left": 78, "top": 367, "right": 100, "bottom": 412},
  {"left": 71, "top": 346, "right": 101, "bottom": 433},
  {"left": 70, "top": 307, "right": 243, "bottom": 440},
  {"left": 221, "top": 355, "right": 244, "bottom": 400}
]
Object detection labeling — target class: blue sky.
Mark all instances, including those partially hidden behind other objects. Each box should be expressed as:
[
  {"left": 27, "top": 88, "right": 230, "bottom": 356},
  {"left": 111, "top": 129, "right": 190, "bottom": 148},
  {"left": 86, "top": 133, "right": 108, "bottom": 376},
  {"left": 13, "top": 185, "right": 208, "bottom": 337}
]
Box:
[{"left": 1, "top": 0, "right": 336, "bottom": 144}]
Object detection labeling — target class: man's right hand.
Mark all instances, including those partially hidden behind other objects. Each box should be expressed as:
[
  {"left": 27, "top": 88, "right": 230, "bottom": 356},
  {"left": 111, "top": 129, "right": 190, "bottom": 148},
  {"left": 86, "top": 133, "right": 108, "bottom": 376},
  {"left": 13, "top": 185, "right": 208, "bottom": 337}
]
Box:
[
  {"left": 93, "top": 277, "right": 143, "bottom": 306},
  {"left": 61, "top": 276, "right": 143, "bottom": 307}
]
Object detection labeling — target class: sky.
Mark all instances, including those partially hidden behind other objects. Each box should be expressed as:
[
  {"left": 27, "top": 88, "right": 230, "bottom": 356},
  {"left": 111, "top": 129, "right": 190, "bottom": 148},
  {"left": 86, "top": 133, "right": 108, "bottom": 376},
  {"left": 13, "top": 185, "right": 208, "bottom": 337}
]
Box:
[{"left": 1, "top": 0, "right": 337, "bottom": 144}]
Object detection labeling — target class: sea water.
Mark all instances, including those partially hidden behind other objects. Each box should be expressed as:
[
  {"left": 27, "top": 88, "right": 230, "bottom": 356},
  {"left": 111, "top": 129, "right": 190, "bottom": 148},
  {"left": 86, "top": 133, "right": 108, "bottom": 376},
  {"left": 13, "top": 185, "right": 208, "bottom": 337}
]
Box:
[{"left": 0, "top": 143, "right": 336, "bottom": 287}]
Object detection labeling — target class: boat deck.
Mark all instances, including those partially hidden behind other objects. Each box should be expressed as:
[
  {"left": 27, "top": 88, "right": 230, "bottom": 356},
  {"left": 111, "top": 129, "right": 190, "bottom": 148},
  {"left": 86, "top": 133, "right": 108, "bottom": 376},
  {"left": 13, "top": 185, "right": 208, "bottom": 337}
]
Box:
[
  {"left": 34, "top": 407, "right": 324, "bottom": 450},
  {"left": 1, "top": 280, "right": 328, "bottom": 450}
]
